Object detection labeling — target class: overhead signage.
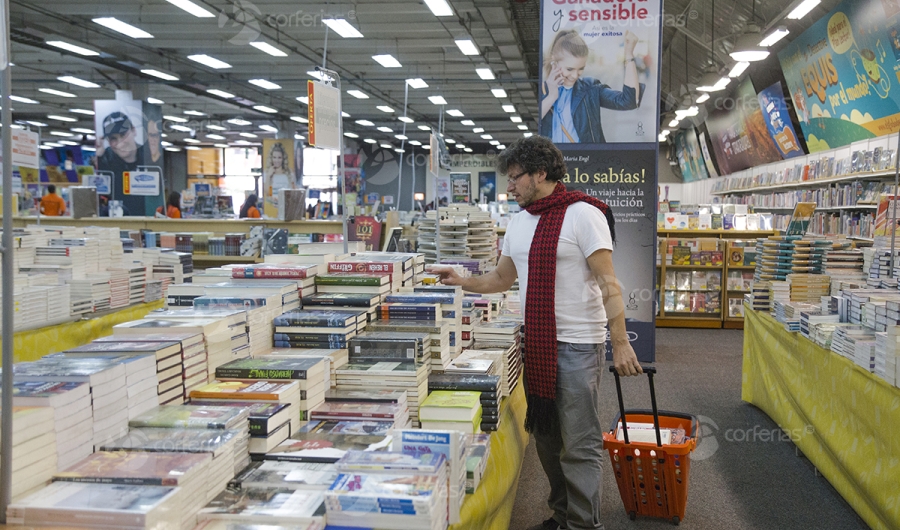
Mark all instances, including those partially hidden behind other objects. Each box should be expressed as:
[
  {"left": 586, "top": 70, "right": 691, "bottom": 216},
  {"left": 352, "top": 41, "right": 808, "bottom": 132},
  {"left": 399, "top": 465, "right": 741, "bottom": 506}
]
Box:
[
  {"left": 307, "top": 80, "right": 341, "bottom": 151},
  {"left": 122, "top": 170, "right": 160, "bottom": 196},
  {"left": 11, "top": 129, "right": 39, "bottom": 169}
]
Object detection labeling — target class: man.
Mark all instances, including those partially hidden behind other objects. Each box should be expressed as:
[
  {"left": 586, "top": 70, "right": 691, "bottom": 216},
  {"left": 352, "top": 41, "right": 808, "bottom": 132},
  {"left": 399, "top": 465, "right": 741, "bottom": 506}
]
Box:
[
  {"left": 97, "top": 111, "right": 149, "bottom": 216},
  {"left": 40, "top": 185, "right": 66, "bottom": 216},
  {"left": 434, "top": 136, "right": 642, "bottom": 530}
]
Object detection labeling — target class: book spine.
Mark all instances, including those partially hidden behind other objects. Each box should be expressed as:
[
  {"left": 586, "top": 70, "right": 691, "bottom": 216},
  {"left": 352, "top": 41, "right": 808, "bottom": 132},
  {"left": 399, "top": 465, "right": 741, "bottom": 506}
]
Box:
[
  {"left": 273, "top": 316, "right": 351, "bottom": 327},
  {"left": 232, "top": 268, "right": 310, "bottom": 279},
  {"left": 328, "top": 262, "right": 395, "bottom": 274},
  {"left": 384, "top": 295, "right": 455, "bottom": 304},
  {"left": 215, "top": 367, "right": 308, "bottom": 380},
  {"left": 274, "top": 333, "right": 349, "bottom": 342},
  {"left": 377, "top": 312, "right": 436, "bottom": 321},
  {"left": 51, "top": 476, "right": 170, "bottom": 486},
  {"left": 275, "top": 340, "right": 349, "bottom": 349},
  {"left": 310, "top": 411, "right": 396, "bottom": 419},
  {"left": 303, "top": 296, "right": 373, "bottom": 307},
  {"left": 248, "top": 418, "right": 273, "bottom": 435},
  {"left": 316, "top": 276, "right": 384, "bottom": 286}
]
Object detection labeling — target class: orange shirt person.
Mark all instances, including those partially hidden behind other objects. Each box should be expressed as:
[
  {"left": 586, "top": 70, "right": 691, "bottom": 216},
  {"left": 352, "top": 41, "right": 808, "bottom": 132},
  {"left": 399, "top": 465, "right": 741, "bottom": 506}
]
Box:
[
  {"left": 239, "top": 194, "right": 261, "bottom": 219},
  {"left": 157, "top": 191, "right": 182, "bottom": 218},
  {"left": 40, "top": 185, "right": 66, "bottom": 216}
]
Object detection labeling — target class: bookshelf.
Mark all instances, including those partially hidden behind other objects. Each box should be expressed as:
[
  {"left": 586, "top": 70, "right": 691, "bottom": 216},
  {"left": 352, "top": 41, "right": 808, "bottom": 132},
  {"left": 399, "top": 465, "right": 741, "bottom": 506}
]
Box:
[{"left": 710, "top": 169, "right": 897, "bottom": 195}]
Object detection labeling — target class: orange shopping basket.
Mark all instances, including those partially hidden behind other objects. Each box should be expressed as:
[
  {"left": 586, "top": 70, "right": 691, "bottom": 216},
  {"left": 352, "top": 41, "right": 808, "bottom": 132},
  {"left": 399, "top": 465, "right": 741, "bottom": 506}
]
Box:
[{"left": 602, "top": 366, "right": 699, "bottom": 526}]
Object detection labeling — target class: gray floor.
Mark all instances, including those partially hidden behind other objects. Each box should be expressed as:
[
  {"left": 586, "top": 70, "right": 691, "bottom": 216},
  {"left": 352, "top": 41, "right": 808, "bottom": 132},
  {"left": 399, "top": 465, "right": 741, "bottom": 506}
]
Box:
[{"left": 509, "top": 328, "right": 871, "bottom": 530}]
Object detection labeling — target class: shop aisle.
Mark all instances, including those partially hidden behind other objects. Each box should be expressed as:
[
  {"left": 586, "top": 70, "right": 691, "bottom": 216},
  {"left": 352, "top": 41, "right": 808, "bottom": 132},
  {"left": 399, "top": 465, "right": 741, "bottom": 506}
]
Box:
[{"left": 510, "top": 328, "right": 870, "bottom": 530}]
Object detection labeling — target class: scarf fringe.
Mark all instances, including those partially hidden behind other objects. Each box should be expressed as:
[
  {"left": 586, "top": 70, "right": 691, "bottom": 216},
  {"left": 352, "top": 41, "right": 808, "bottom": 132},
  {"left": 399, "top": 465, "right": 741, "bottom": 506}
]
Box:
[{"left": 524, "top": 395, "right": 558, "bottom": 435}]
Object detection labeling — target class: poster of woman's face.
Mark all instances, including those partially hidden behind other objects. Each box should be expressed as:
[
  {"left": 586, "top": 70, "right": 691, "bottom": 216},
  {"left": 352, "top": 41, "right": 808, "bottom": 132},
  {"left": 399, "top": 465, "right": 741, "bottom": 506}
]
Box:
[
  {"left": 539, "top": 0, "right": 661, "bottom": 144},
  {"left": 262, "top": 138, "right": 296, "bottom": 217}
]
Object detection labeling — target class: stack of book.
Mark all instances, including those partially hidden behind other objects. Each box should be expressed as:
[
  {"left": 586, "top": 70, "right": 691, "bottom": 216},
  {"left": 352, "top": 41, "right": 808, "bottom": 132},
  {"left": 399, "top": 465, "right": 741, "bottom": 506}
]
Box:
[
  {"left": 335, "top": 361, "right": 429, "bottom": 427},
  {"left": 472, "top": 323, "right": 523, "bottom": 396},
  {"left": 194, "top": 294, "right": 282, "bottom": 355},
  {"left": 418, "top": 390, "right": 482, "bottom": 434},
  {"left": 393, "top": 428, "right": 467, "bottom": 525},
  {"left": 830, "top": 326, "right": 877, "bottom": 368},
  {"left": 273, "top": 309, "right": 363, "bottom": 349},
  {"left": 429, "top": 373, "right": 501, "bottom": 432},
  {"left": 367, "top": 319, "right": 452, "bottom": 372},
  {"left": 315, "top": 272, "right": 393, "bottom": 298},
  {"left": 68, "top": 275, "right": 111, "bottom": 313},
  {"left": 302, "top": 292, "right": 383, "bottom": 318},
  {"left": 197, "top": 487, "right": 325, "bottom": 527},
  {"left": 326, "top": 451, "right": 449, "bottom": 530},
  {"left": 0, "top": 406, "right": 57, "bottom": 499},
  {"left": 53, "top": 451, "right": 211, "bottom": 530},
  {"left": 107, "top": 267, "right": 131, "bottom": 309},
  {"left": 9, "top": 381, "right": 93, "bottom": 471},
  {"left": 349, "top": 332, "right": 430, "bottom": 365},
  {"left": 166, "top": 283, "right": 207, "bottom": 308},
  {"left": 264, "top": 419, "right": 394, "bottom": 464},
  {"left": 309, "top": 400, "right": 410, "bottom": 429},
  {"left": 788, "top": 273, "right": 832, "bottom": 304},
  {"left": 874, "top": 332, "right": 899, "bottom": 386},
  {"left": 230, "top": 459, "right": 338, "bottom": 493},
  {"left": 264, "top": 347, "right": 349, "bottom": 389},
  {"left": 411, "top": 285, "right": 467, "bottom": 354},
  {"left": 327, "top": 259, "right": 403, "bottom": 291},
  {"left": 144, "top": 279, "right": 164, "bottom": 303},
  {"left": 465, "top": 433, "right": 491, "bottom": 494}
]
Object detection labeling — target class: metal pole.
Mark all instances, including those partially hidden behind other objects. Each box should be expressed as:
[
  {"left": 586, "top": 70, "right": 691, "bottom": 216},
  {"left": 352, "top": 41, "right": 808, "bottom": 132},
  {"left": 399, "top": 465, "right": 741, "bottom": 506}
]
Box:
[
  {"left": 316, "top": 66, "right": 349, "bottom": 255},
  {"left": 398, "top": 82, "right": 409, "bottom": 210},
  {"left": 0, "top": 0, "right": 14, "bottom": 517},
  {"left": 890, "top": 133, "right": 900, "bottom": 276}
]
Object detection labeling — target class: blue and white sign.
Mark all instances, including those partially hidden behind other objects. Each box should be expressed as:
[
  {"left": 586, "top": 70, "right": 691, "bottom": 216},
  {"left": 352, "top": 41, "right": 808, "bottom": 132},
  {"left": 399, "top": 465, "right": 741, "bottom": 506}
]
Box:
[
  {"left": 83, "top": 174, "right": 111, "bottom": 195},
  {"left": 123, "top": 171, "right": 160, "bottom": 196}
]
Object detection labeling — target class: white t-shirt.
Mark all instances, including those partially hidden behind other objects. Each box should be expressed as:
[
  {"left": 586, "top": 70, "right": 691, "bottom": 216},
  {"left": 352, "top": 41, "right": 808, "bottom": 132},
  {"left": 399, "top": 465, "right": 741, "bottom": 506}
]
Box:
[{"left": 502, "top": 201, "right": 614, "bottom": 343}]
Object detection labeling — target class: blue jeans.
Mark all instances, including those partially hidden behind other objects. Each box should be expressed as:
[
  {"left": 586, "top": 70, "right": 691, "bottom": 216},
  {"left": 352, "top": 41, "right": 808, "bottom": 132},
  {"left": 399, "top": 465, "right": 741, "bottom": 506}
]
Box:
[{"left": 527, "top": 341, "right": 605, "bottom": 530}]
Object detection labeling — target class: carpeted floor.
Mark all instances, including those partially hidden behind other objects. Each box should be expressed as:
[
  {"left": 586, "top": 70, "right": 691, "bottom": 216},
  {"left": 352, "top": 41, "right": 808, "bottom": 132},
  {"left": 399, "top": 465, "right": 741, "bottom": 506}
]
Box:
[{"left": 508, "top": 328, "right": 870, "bottom": 530}]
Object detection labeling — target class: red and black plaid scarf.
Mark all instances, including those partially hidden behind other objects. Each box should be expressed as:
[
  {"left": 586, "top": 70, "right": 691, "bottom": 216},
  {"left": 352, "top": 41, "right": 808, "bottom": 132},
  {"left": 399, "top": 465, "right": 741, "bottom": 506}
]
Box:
[{"left": 523, "top": 182, "right": 615, "bottom": 434}]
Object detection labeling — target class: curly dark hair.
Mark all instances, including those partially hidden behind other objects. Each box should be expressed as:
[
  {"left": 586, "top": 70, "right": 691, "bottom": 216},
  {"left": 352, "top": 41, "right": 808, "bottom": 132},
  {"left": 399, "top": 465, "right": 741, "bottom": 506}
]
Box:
[{"left": 496, "top": 136, "right": 566, "bottom": 182}]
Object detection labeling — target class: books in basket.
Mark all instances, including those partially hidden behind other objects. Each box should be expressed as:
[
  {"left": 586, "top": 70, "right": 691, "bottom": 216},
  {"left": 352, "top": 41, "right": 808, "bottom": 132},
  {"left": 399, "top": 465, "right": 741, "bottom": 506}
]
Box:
[
  {"left": 53, "top": 450, "right": 211, "bottom": 486},
  {"left": 128, "top": 405, "right": 249, "bottom": 430}
]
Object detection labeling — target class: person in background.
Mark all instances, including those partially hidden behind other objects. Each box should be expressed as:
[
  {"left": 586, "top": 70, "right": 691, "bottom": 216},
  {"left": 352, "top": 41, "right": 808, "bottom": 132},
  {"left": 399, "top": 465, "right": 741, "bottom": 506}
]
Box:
[
  {"left": 240, "top": 194, "right": 261, "bottom": 219},
  {"left": 40, "top": 185, "right": 66, "bottom": 216},
  {"left": 157, "top": 191, "right": 181, "bottom": 218}
]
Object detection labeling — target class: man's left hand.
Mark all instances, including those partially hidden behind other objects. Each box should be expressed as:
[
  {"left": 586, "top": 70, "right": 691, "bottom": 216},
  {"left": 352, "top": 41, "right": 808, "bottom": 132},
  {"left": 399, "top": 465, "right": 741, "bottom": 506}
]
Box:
[{"left": 612, "top": 340, "right": 642, "bottom": 376}]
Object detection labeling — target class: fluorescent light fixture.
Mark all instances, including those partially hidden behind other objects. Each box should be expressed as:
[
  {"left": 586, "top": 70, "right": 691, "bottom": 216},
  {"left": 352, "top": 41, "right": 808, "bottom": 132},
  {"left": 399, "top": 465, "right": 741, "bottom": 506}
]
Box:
[
  {"left": 409, "top": 140, "right": 422, "bottom": 146},
  {"left": 491, "top": 88, "right": 508, "bottom": 98},
  {"left": 356, "top": 120, "right": 374, "bottom": 126},
  {"left": 407, "top": 78, "right": 428, "bottom": 89},
  {"left": 729, "top": 48, "right": 769, "bottom": 62},
  {"left": 364, "top": 139, "right": 377, "bottom": 144},
  {"left": 658, "top": 133, "right": 669, "bottom": 142},
  {"left": 696, "top": 93, "right": 710, "bottom": 103},
  {"left": 70, "top": 127, "right": 94, "bottom": 134},
  {"left": 446, "top": 109, "right": 464, "bottom": 117},
  {"left": 418, "top": 125, "right": 431, "bottom": 131},
  {"left": 502, "top": 105, "right": 516, "bottom": 113},
  {"left": 147, "top": 97, "right": 164, "bottom": 105},
  {"left": 10, "top": 95, "right": 38, "bottom": 104},
  {"left": 460, "top": 120, "right": 475, "bottom": 126},
  {"left": 372, "top": 54, "right": 402, "bottom": 68},
  {"left": 38, "top": 88, "right": 76, "bottom": 98},
  {"left": 183, "top": 110, "right": 205, "bottom": 116},
  {"left": 422, "top": 144, "right": 431, "bottom": 150},
  {"left": 787, "top": 0, "right": 820, "bottom": 19},
  {"left": 48, "top": 114, "right": 77, "bottom": 122},
  {"left": 395, "top": 134, "right": 408, "bottom": 140},
  {"left": 253, "top": 105, "right": 278, "bottom": 114},
  {"left": 517, "top": 124, "right": 528, "bottom": 130},
  {"left": 165, "top": 147, "right": 182, "bottom": 152},
  {"left": 297, "top": 96, "right": 309, "bottom": 104},
  {"left": 675, "top": 106, "right": 699, "bottom": 118},
  {"left": 46, "top": 40, "right": 99, "bottom": 56},
  {"left": 455, "top": 39, "right": 480, "bottom": 56},
  {"left": 414, "top": 192, "right": 425, "bottom": 201},
  {"left": 523, "top": 132, "right": 533, "bottom": 138},
  {"left": 164, "top": 115, "right": 188, "bottom": 123},
  {"left": 233, "top": 140, "right": 251, "bottom": 146},
  {"left": 457, "top": 144, "right": 466, "bottom": 149},
  {"left": 510, "top": 116, "right": 522, "bottom": 123},
  {"left": 183, "top": 138, "right": 201, "bottom": 144},
  {"left": 476, "top": 67, "right": 495, "bottom": 80},
  {"left": 668, "top": 118, "right": 680, "bottom": 128},
  {"left": 185, "top": 146, "right": 202, "bottom": 150},
  {"left": 249, "top": 41, "right": 288, "bottom": 57},
  {"left": 259, "top": 124, "right": 278, "bottom": 132},
  {"left": 39, "top": 145, "right": 53, "bottom": 150},
  {"left": 399, "top": 116, "right": 415, "bottom": 123},
  {"left": 728, "top": 61, "right": 750, "bottom": 78},
  {"left": 206, "top": 134, "right": 225, "bottom": 140},
  {"left": 227, "top": 118, "right": 252, "bottom": 126},
  {"left": 170, "top": 124, "right": 192, "bottom": 132},
  {"left": 291, "top": 116, "right": 309, "bottom": 124},
  {"left": 345, "top": 131, "right": 360, "bottom": 138},
  {"left": 58, "top": 140, "right": 80, "bottom": 146},
  {"left": 187, "top": 54, "right": 232, "bottom": 69},
  {"left": 380, "top": 143, "right": 392, "bottom": 149},
  {"left": 342, "top": 111, "right": 351, "bottom": 118},
  {"left": 347, "top": 89, "right": 369, "bottom": 99},
  {"left": 395, "top": 148, "right": 405, "bottom": 153},
  {"left": 489, "top": 140, "right": 500, "bottom": 145},
  {"left": 497, "top": 145, "right": 506, "bottom": 150},
  {"left": 759, "top": 26, "right": 790, "bottom": 47},
  {"left": 376, "top": 106, "right": 395, "bottom": 113},
  {"left": 214, "top": 143, "right": 228, "bottom": 148},
  {"left": 428, "top": 95, "right": 447, "bottom": 105},
  {"left": 697, "top": 77, "right": 731, "bottom": 92},
  {"left": 57, "top": 76, "right": 99, "bottom": 88},
  {"left": 377, "top": 126, "right": 393, "bottom": 133},
  {"left": 164, "top": 0, "right": 214, "bottom": 18},
  {"left": 206, "top": 124, "right": 227, "bottom": 131},
  {"left": 161, "top": 141, "right": 173, "bottom": 146},
  {"left": 249, "top": 78, "right": 281, "bottom": 90},
  {"left": 239, "top": 132, "right": 258, "bottom": 138},
  {"left": 92, "top": 17, "right": 154, "bottom": 38},
  {"left": 43, "top": 142, "right": 64, "bottom": 148},
  {"left": 307, "top": 70, "right": 328, "bottom": 81},
  {"left": 50, "top": 131, "right": 74, "bottom": 137},
  {"left": 67, "top": 109, "right": 94, "bottom": 117},
  {"left": 445, "top": 138, "right": 456, "bottom": 144},
  {"left": 294, "top": 134, "right": 305, "bottom": 140},
  {"left": 26, "top": 121, "right": 48, "bottom": 127},
  {"left": 323, "top": 18, "right": 363, "bottom": 38},
  {"left": 141, "top": 68, "right": 179, "bottom": 81},
  {"left": 481, "top": 134, "right": 493, "bottom": 140},
  {"left": 473, "top": 127, "right": 484, "bottom": 133},
  {"left": 423, "top": 0, "right": 453, "bottom": 17}
]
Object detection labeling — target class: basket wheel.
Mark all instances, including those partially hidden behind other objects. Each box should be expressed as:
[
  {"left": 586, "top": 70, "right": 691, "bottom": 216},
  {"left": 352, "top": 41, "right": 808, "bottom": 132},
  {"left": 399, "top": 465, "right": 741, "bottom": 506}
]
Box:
[
  {"left": 628, "top": 512, "right": 636, "bottom": 521},
  {"left": 672, "top": 516, "right": 680, "bottom": 526}
]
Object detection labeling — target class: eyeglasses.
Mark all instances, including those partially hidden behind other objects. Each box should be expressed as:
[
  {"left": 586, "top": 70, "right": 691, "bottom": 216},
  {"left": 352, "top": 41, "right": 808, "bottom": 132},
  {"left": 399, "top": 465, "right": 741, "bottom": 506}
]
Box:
[{"left": 507, "top": 170, "right": 529, "bottom": 183}]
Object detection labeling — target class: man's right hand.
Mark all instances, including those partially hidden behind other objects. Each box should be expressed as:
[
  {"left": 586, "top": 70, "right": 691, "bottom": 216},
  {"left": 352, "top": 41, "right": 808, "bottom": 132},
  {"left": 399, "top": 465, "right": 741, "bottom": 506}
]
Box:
[{"left": 430, "top": 266, "right": 465, "bottom": 287}]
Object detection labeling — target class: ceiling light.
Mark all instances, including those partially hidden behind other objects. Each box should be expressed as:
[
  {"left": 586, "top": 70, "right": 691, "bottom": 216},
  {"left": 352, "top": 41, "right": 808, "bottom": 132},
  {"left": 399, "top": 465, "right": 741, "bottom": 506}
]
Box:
[
  {"left": 728, "top": 61, "right": 750, "bottom": 78},
  {"left": 380, "top": 143, "right": 392, "bottom": 149},
  {"left": 423, "top": 0, "right": 453, "bottom": 17},
  {"left": 291, "top": 116, "right": 309, "bottom": 124},
  {"left": 183, "top": 110, "right": 205, "bottom": 116},
  {"left": 356, "top": 120, "right": 374, "bottom": 126},
  {"left": 39, "top": 145, "right": 52, "bottom": 150},
  {"left": 457, "top": 120, "right": 473, "bottom": 127},
  {"left": 658, "top": 133, "right": 669, "bottom": 142},
  {"left": 26, "top": 121, "right": 48, "bottom": 127},
  {"left": 46, "top": 40, "right": 99, "bottom": 56},
  {"left": 372, "top": 54, "right": 402, "bottom": 68},
  {"left": 660, "top": 129, "right": 671, "bottom": 137},
  {"left": 249, "top": 41, "right": 288, "bottom": 57},
  {"left": 429, "top": 95, "right": 447, "bottom": 105},
  {"left": 240, "top": 132, "right": 258, "bottom": 138},
  {"left": 759, "top": 26, "right": 790, "bottom": 47},
  {"left": 481, "top": 134, "right": 493, "bottom": 140},
  {"left": 445, "top": 138, "right": 456, "bottom": 144},
  {"left": 214, "top": 144, "right": 228, "bottom": 148},
  {"left": 476, "top": 67, "right": 495, "bottom": 80},
  {"left": 259, "top": 124, "right": 278, "bottom": 132},
  {"left": 446, "top": 109, "right": 464, "bottom": 117},
  {"left": 489, "top": 140, "right": 499, "bottom": 145},
  {"left": 668, "top": 118, "right": 680, "bottom": 128},
  {"left": 188, "top": 54, "right": 232, "bottom": 69},
  {"left": 406, "top": 78, "right": 428, "bottom": 89},
  {"left": 730, "top": 48, "right": 769, "bottom": 62},
  {"left": 70, "top": 127, "right": 94, "bottom": 134},
  {"left": 456, "top": 144, "right": 466, "bottom": 149},
  {"left": 347, "top": 89, "right": 369, "bottom": 99},
  {"left": 227, "top": 118, "right": 252, "bottom": 126},
  {"left": 395, "top": 134, "right": 408, "bottom": 140},
  {"left": 377, "top": 126, "right": 393, "bottom": 133},
  {"left": 523, "top": 132, "right": 533, "bottom": 138},
  {"left": 297, "top": 96, "right": 309, "bottom": 104},
  {"left": 364, "top": 139, "right": 377, "bottom": 144},
  {"left": 307, "top": 70, "right": 329, "bottom": 81},
  {"left": 376, "top": 106, "right": 395, "bottom": 113},
  {"left": 455, "top": 39, "right": 480, "bottom": 56},
  {"left": 141, "top": 69, "right": 179, "bottom": 81},
  {"left": 48, "top": 114, "right": 77, "bottom": 122},
  {"left": 491, "top": 88, "right": 508, "bottom": 98},
  {"left": 249, "top": 79, "right": 281, "bottom": 90},
  {"left": 395, "top": 148, "right": 405, "bottom": 153},
  {"left": 517, "top": 124, "right": 528, "bottom": 130},
  {"left": 510, "top": 116, "right": 522, "bottom": 123},
  {"left": 164, "top": 115, "right": 188, "bottom": 123},
  {"left": 342, "top": 111, "right": 350, "bottom": 118},
  {"left": 164, "top": 0, "right": 214, "bottom": 18},
  {"left": 422, "top": 144, "right": 431, "bottom": 150},
  {"left": 409, "top": 140, "right": 422, "bottom": 146},
  {"left": 253, "top": 105, "right": 277, "bottom": 114},
  {"left": 502, "top": 105, "right": 516, "bottom": 113},
  {"left": 697, "top": 74, "right": 731, "bottom": 92},
  {"left": 42, "top": 143, "right": 63, "bottom": 148},
  {"left": 294, "top": 134, "right": 305, "bottom": 140},
  {"left": 675, "top": 106, "right": 700, "bottom": 118},
  {"left": 323, "top": 18, "right": 364, "bottom": 38},
  {"left": 399, "top": 116, "right": 414, "bottom": 124},
  {"left": 50, "top": 131, "right": 74, "bottom": 137},
  {"left": 473, "top": 127, "right": 484, "bottom": 133},
  {"left": 233, "top": 140, "right": 252, "bottom": 146},
  {"left": 729, "top": 27, "right": 770, "bottom": 62},
  {"left": 696, "top": 93, "right": 710, "bottom": 103},
  {"left": 58, "top": 140, "right": 79, "bottom": 146},
  {"left": 10, "top": 95, "right": 38, "bottom": 104},
  {"left": 92, "top": 17, "right": 153, "bottom": 38},
  {"left": 345, "top": 132, "right": 360, "bottom": 138},
  {"left": 170, "top": 124, "right": 192, "bottom": 132},
  {"left": 787, "top": 0, "right": 821, "bottom": 19},
  {"left": 38, "top": 88, "right": 76, "bottom": 98},
  {"left": 206, "top": 124, "right": 227, "bottom": 131},
  {"left": 497, "top": 145, "right": 506, "bottom": 150},
  {"left": 57, "top": 76, "right": 99, "bottom": 88},
  {"left": 418, "top": 125, "right": 431, "bottom": 131},
  {"left": 147, "top": 97, "right": 164, "bottom": 105},
  {"left": 185, "top": 146, "right": 202, "bottom": 150},
  {"left": 206, "top": 134, "right": 225, "bottom": 140},
  {"left": 183, "top": 138, "right": 201, "bottom": 144}
]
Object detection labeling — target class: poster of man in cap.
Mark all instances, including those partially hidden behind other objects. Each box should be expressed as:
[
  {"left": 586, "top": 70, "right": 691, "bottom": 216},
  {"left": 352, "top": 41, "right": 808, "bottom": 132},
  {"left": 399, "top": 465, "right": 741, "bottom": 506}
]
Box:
[{"left": 94, "top": 98, "right": 163, "bottom": 216}]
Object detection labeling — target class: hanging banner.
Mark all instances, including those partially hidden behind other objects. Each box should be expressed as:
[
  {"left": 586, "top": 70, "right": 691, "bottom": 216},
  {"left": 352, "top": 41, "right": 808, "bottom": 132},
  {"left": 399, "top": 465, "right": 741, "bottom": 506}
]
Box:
[
  {"left": 758, "top": 82, "right": 805, "bottom": 159},
  {"left": 706, "top": 79, "right": 783, "bottom": 175},
  {"left": 778, "top": 0, "right": 900, "bottom": 152},
  {"left": 673, "top": 128, "right": 710, "bottom": 182},
  {"left": 698, "top": 131, "right": 719, "bottom": 178},
  {"left": 478, "top": 171, "right": 497, "bottom": 203},
  {"left": 450, "top": 172, "right": 471, "bottom": 203},
  {"left": 11, "top": 129, "right": 39, "bottom": 169},
  {"left": 540, "top": 0, "right": 663, "bottom": 361},
  {"left": 435, "top": 176, "right": 450, "bottom": 208},
  {"left": 307, "top": 80, "right": 341, "bottom": 151},
  {"left": 262, "top": 138, "right": 297, "bottom": 218}
]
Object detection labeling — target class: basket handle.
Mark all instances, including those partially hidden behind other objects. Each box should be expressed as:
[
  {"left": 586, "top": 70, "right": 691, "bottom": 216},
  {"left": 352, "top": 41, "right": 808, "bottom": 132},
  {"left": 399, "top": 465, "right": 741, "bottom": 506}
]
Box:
[{"left": 608, "top": 365, "right": 662, "bottom": 447}]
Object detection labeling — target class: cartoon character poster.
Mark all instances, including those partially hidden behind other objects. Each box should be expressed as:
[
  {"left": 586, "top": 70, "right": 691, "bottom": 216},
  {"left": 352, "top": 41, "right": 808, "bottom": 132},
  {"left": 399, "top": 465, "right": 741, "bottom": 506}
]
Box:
[
  {"left": 673, "top": 128, "right": 709, "bottom": 182},
  {"left": 778, "top": 0, "right": 900, "bottom": 152},
  {"left": 758, "top": 82, "right": 805, "bottom": 159}
]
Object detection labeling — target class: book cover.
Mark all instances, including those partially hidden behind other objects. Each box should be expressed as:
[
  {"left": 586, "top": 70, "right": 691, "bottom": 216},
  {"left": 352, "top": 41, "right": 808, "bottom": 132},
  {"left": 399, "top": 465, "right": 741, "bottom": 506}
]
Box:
[
  {"left": 9, "top": 381, "right": 90, "bottom": 408},
  {"left": 419, "top": 391, "right": 481, "bottom": 422},
  {"left": 383, "top": 293, "right": 457, "bottom": 304},
  {"left": 315, "top": 274, "right": 389, "bottom": 287},
  {"left": 128, "top": 405, "right": 249, "bottom": 430},
  {"left": 273, "top": 310, "right": 361, "bottom": 328},
  {"left": 310, "top": 402, "right": 403, "bottom": 420},
  {"left": 190, "top": 381, "right": 300, "bottom": 401},
  {"left": 231, "top": 265, "right": 316, "bottom": 279},
  {"left": 328, "top": 261, "right": 397, "bottom": 275},
  {"left": 302, "top": 293, "right": 379, "bottom": 308},
  {"left": 188, "top": 400, "right": 291, "bottom": 435},
  {"left": 100, "top": 428, "right": 242, "bottom": 456},
  {"left": 215, "top": 357, "right": 325, "bottom": 381},
  {"left": 335, "top": 362, "right": 423, "bottom": 377},
  {"left": 53, "top": 451, "right": 210, "bottom": 486},
  {"left": 265, "top": 433, "right": 392, "bottom": 463},
  {"left": 324, "top": 389, "right": 408, "bottom": 405},
  {"left": 237, "top": 461, "right": 338, "bottom": 490},
  {"left": 199, "top": 488, "right": 323, "bottom": 522},
  {"left": 327, "top": 472, "right": 442, "bottom": 500},
  {"left": 335, "top": 451, "right": 445, "bottom": 474}
]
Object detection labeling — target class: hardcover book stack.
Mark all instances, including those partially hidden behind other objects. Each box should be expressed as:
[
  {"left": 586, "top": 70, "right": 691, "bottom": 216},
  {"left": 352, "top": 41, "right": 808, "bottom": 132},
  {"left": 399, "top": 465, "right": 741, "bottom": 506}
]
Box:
[
  {"left": 264, "top": 347, "right": 350, "bottom": 389},
  {"left": 206, "top": 279, "right": 303, "bottom": 313},
  {"left": 264, "top": 419, "right": 394, "bottom": 464},
  {"left": 409, "top": 285, "right": 466, "bottom": 355},
  {"left": 194, "top": 294, "right": 282, "bottom": 355},
  {"left": 309, "top": 400, "right": 410, "bottom": 430},
  {"left": 418, "top": 390, "right": 482, "bottom": 434},
  {"left": 349, "top": 331, "right": 430, "bottom": 366},
  {"left": 465, "top": 433, "right": 491, "bottom": 493},
  {"left": 357, "top": 251, "right": 426, "bottom": 287},
  {"left": 52, "top": 451, "right": 211, "bottom": 530},
  {"left": 0, "top": 406, "right": 57, "bottom": 499},
  {"left": 9, "top": 381, "right": 93, "bottom": 471},
  {"left": 384, "top": 290, "right": 463, "bottom": 357},
  {"left": 67, "top": 275, "right": 111, "bottom": 313},
  {"left": 197, "top": 487, "right": 325, "bottom": 528},
  {"left": 393, "top": 428, "right": 467, "bottom": 525},
  {"left": 326, "top": 451, "right": 449, "bottom": 530},
  {"left": 367, "top": 319, "right": 452, "bottom": 372},
  {"left": 166, "top": 283, "right": 207, "bottom": 308},
  {"left": 273, "top": 309, "right": 365, "bottom": 349},
  {"left": 231, "top": 263, "right": 319, "bottom": 300},
  {"left": 302, "top": 291, "right": 383, "bottom": 318},
  {"left": 472, "top": 321, "right": 523, "bottom": 396},
  {"left": 190, "top": 380, "right": 303, "bottom": 446},
  {"left": 428, "top": 373, "right": 501, "bottom": 432},
  {"left": 315, "top": 272, "right": 393, "bottom": 298}
]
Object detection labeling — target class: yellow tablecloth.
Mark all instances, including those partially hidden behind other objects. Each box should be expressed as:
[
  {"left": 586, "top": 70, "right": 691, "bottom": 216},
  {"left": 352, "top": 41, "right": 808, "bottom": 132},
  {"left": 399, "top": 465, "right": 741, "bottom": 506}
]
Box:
[
  {"left": 742, "top": 308, "right": 900, "bottom": 530},
  {"left": 452, "top": 382, "right": 528, "bottom": 530},
  {"left": 9, "top": 300, "right": 165, "bottom": 364}
]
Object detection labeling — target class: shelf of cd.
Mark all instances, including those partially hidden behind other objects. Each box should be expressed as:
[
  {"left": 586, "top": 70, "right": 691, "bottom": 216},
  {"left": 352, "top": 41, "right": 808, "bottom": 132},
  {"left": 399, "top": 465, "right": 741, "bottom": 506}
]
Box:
[
  {"left": 711, "top": 169, "right": 897, "bottom": 196},
  {"left": 752, "top": 205, "right": 879, "bottom": 212}
]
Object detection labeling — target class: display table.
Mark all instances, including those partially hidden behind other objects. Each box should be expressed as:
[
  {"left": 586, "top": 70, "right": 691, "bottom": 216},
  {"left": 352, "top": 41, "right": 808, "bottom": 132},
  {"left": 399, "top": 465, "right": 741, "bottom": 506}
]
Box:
[
  {"left": 742, "top": 308, "right": 900, "bottom": 530},
  {"left": 11, "top": 300, "right": 165, "bottom": 364}
]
